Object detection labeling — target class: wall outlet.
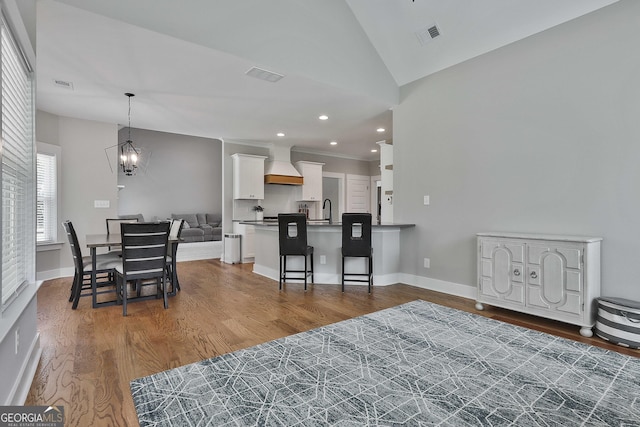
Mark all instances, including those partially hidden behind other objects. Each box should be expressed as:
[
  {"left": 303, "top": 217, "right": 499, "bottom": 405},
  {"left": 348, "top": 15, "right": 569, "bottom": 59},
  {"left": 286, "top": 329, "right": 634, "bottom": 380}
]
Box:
[
  {"left": 424, "top": 258, "right": 430, "bottom": 268},
  {"left": 320, "top": 255, "right": 327, "bottom": 265},
  {"left": 15, "top": 327, "right": 19, "bottom": 355}
]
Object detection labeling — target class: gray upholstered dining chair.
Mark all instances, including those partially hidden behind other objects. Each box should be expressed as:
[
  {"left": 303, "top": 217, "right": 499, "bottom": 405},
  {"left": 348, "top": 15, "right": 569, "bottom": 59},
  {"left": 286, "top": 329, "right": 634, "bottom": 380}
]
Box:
[
  {"left": 105, "top": 217, "right": 139, "bottom": 254},
  {"left": 62, "top": 220, "right": 120, "bottom": 309},
  {"left": 166, "top": 218, "right": 184, "bottom": 294},
  {"left": 115, "top": 222, "right": 171, "bottom": 316}
]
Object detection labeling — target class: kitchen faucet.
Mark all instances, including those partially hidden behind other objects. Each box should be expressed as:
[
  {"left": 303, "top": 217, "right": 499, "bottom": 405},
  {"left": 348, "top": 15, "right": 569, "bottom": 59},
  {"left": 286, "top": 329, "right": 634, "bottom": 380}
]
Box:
[{"left": 323, "top": 198, "right": 332, "bottom": 224}]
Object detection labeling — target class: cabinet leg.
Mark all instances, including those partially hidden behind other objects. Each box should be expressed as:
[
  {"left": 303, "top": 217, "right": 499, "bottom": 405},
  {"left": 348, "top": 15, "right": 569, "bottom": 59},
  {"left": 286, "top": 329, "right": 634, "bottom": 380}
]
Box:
[
  {"left": 475, "top": 302, "right": 485, "bottom": 311},
  {"left": 579, "top": 327, "right": 593, "bottom": 338}
]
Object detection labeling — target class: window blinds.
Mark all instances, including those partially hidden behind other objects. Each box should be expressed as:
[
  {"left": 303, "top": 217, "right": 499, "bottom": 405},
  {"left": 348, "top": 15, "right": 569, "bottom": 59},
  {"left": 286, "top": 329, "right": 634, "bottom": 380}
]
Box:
[
  {"left": 1, "top": 14, "right": 34, "bottom": 307},
  {"left": 36, "top": 152, "right": 57, "bottom": 243}
]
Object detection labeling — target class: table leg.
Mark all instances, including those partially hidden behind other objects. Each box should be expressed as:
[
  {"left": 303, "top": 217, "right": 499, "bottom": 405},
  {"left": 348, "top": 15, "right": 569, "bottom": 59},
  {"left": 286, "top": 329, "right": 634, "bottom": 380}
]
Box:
[
  {"left": 171, "top": 242, "right": 180, "bottom": 294},
  {"left": 91, "top": 247, "right": 98, "bottom": 308}
]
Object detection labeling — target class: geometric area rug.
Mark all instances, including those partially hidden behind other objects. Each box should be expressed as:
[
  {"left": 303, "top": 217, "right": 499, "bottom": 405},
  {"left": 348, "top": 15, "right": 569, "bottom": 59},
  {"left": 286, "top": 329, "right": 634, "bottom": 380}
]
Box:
[{"left": 131, "top": 300, "right": 640, "bottom": 426}]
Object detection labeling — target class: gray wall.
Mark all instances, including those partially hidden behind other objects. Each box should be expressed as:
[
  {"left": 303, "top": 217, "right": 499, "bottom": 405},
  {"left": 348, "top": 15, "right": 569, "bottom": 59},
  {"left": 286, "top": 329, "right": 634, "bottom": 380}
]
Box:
[
  {"left": 394, "top": 0, "right": 640, "bottom": 299},
  {"left": 116, "top": 128, "right": 222, "bottom": 221},
  {"left": 291, "top": 150, "right": 372, "bottom": 176}
]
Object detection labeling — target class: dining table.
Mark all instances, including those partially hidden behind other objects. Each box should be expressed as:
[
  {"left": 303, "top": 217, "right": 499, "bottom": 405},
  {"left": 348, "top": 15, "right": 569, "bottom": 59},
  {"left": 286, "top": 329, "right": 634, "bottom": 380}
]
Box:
[{"left": 85, "top": 233, "right": 181, "bottom": 308}]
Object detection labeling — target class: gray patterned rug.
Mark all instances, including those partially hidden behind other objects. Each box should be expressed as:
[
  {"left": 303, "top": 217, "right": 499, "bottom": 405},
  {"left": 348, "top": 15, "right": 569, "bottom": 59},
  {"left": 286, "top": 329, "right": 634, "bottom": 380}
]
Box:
[{"left": 130, "top": 300, "right": 640, "bottom": 426}]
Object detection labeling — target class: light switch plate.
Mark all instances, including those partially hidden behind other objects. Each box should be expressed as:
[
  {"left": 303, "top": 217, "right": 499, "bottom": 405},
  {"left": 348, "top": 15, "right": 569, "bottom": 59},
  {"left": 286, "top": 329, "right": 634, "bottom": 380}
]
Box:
[
  {"left": 423, "top": 195, "right": 430, "bottom": 205},
  {"left": 94, "top": 200, "right": 110, "bottom": 208}
]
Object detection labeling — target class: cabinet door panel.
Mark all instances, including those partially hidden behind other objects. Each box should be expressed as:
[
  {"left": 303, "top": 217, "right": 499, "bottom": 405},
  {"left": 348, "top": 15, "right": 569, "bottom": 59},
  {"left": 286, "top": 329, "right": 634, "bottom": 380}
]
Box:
[
  {"left": 492, "top": 249, "right": 511, "bottom": 294},
  {"left": 566, "top": 270, "right": 581, "bottom": 292},
  {"left": 541, "top": 253, "right": 564, "bottom": 305},
  {"left": 557, "top": 293, "right": 582, "bottom": 315}
]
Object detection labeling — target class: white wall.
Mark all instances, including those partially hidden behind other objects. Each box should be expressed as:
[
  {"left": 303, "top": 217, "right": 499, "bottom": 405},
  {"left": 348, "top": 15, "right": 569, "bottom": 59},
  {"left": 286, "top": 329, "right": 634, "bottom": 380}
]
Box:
[{"left": 394, "top": 0, "right": 640, "bottom": 299}]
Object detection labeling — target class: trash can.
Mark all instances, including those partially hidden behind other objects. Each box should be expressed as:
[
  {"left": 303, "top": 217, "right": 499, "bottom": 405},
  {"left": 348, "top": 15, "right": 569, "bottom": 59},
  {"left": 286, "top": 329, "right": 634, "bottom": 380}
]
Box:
[{"left": 224, "top": 233, "right": 241, "bottom": 264}]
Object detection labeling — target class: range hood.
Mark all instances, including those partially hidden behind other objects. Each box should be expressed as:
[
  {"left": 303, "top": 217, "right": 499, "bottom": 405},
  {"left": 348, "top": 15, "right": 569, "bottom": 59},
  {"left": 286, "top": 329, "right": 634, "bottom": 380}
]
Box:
[{"left": 264, "top": 145, "right": 303, "bottom": 185}]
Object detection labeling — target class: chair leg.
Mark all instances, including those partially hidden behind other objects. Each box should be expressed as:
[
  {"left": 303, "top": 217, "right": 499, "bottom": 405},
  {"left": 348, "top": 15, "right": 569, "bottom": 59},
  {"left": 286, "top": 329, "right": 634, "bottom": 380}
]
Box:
[
  {"left": 368, "top": 255, "right": 373, "bottom": 294},
  {"left": 69, "top": 272, "right": 78, "bottom": 302},
  {"left": 279, "top": 256, "right": 283, "bottom": 290},
  {"left": 310, "top": 253, "right": 314, "bottom": 284},
  {"left": 71, "top": 275, "right": 83, "bottom": 310},
  {"left": 123, "top": 277, "right": 128, "bottom": 316},
  {"left": 162, "top": 276, "right": 169, "bottom": 309},
  {"left": 304, "top": 255, "right": 308, "bottom": 292},
  {"left": 341, "top": 256, "right": 345, "bottom": 293}
]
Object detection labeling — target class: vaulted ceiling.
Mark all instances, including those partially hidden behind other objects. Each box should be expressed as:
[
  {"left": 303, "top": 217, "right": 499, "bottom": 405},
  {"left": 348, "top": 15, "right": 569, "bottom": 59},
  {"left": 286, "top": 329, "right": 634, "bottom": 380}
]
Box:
[{"left": 35, "top": 0, "right": 618, "bottom": 160}]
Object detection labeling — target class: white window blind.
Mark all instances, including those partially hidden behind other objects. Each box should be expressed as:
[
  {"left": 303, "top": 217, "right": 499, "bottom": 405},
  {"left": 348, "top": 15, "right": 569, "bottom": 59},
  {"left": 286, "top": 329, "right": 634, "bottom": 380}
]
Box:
[
  {"left": 36, "top": 151, "right": 57, "bottom": 243},
  {"left": 1, "top": 12, "right": 34, "bottom": 307}
]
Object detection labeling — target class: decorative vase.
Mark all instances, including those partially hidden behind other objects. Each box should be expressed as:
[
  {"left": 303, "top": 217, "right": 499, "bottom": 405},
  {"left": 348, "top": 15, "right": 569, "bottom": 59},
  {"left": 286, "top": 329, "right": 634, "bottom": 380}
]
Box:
[{"left": 255, "top": 211, "right": 263, "bottom": 221}]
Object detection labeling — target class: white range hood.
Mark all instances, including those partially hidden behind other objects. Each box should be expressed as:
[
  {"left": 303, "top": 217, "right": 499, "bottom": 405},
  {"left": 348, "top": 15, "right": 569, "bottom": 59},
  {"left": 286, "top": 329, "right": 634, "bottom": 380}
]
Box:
[{"left": 264, "top": 144, "right": 303, "bottom": 185}]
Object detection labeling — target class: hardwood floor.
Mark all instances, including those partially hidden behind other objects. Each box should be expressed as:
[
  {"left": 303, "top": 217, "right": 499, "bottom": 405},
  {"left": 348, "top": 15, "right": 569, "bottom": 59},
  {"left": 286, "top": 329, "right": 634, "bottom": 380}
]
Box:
[{"left": 26, "top": 259, "right": 639, "bottom": 426}]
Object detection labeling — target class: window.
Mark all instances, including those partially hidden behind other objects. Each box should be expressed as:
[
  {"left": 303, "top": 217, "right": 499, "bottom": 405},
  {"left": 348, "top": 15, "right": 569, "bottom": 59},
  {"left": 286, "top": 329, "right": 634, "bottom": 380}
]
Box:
[
  {"left": 1, "top": 11, "right": 35, "bottom": 308},
  {"left": 36, "top": 143, "right": 60, "bottom": 244}
]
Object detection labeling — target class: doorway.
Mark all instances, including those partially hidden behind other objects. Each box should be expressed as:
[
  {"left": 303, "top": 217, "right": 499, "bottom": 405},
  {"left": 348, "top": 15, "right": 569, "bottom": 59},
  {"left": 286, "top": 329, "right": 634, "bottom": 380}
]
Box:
[{"left": 322, "top": 172, "right": 344, "bottom": 222}]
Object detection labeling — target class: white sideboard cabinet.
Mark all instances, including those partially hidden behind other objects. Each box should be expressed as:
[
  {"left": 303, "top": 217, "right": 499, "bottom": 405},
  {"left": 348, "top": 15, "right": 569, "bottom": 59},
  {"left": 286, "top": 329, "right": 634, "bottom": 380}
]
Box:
[
  {"left": 232, "top": 153, "right": 267, "bottom": 200},
  {"left": 476, "top": 232, "right": 602, "bottom": 337}
]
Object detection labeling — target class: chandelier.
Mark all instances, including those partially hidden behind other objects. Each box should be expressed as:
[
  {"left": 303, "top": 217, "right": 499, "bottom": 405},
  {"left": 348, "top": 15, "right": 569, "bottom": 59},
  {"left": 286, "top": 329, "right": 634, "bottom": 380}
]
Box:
[{"left": 120, "top": 92, "right": 140, "bottom": 176}]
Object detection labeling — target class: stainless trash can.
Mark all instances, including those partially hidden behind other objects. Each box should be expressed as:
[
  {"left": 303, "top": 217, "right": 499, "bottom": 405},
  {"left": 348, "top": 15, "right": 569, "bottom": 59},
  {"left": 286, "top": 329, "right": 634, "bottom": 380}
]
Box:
[{"left": 224, "top": 233, "right": 241, "bottom": 264}]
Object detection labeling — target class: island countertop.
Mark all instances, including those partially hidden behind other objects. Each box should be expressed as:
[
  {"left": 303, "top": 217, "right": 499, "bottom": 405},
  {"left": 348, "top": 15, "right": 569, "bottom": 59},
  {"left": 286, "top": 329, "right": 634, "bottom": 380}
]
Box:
[{"left": 240, "top": 220, "right": 415, "bottom": 228}]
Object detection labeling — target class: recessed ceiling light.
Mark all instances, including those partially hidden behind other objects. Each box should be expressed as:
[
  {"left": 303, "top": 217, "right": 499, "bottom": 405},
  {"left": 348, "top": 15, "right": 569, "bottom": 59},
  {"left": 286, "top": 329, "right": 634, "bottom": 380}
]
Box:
[
  {"left": 377, "top": 128, "right": 385, "bottom": 133},
  {"left": 277, "top": 132, "right": 285, "bottom": 137},
  {"left": 371, "top": 149, "right": 378, "bottom": 153},
  {"left": 319, "top": 115, "right": 329, "bottom": 120},
  {"left": 330, "top": 141, "right": 337, "bottom": 145}
]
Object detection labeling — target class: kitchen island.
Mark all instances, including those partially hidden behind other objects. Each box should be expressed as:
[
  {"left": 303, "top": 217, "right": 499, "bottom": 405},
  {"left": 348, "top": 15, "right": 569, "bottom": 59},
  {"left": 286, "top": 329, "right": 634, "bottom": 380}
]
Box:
[{"left": 246, "top": 220, "right": 415, "bottom": 286}]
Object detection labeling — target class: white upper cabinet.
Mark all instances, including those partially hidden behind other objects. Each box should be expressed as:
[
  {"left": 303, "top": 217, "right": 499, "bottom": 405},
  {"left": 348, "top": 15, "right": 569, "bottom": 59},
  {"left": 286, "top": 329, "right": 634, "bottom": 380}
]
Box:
[
  {"left": 232, "top": 153, "right": 267, "bottom": 200},
  {"left": 295, "top": 161, "right": 324, "bottom": 201}
]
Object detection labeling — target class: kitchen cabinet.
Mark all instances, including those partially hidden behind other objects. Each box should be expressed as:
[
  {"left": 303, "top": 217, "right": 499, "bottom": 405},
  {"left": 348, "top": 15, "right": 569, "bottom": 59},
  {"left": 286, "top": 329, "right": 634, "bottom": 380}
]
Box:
[
  {"left": 294, "top": 161, "right": 324, "bottom": 201},
  {"left": 233, "top": 222, "right": 255, "bottom": 262},
  {"left": 232, "top": 153, "right": 266, "bottom": 200},
  {"left": 476, "top": 232, "right": 602, "bottom": 337}
]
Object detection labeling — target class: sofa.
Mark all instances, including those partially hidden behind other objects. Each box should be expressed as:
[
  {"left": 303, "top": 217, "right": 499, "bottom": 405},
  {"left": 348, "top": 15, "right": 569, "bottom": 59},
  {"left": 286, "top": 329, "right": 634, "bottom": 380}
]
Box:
[{"left": 171, "top": 213, "right": 222, "bottom": 242}]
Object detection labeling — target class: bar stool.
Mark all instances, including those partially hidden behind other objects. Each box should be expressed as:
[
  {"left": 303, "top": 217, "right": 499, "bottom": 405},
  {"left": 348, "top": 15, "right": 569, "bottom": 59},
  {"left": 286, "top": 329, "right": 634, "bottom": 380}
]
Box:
[
  {"left": 341, "top": 213, "right": 373, "bottom": 293},
  {"left": 278, "top": 213, "right": 314, "bottom": 291}
]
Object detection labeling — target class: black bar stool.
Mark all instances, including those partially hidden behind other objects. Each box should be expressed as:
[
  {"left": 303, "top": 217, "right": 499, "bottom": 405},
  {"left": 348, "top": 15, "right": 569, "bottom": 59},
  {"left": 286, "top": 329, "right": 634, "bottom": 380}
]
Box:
[
  {"left": 341, "top": 213, "right": 373, "bottom": 293},
  {"left": 278, "top": 213, "right": 314, "bottom": 291}
]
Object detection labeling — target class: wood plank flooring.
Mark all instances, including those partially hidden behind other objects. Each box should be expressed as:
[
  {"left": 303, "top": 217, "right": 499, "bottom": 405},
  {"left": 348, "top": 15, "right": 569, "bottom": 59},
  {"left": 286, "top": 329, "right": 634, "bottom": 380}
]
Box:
[{"left": 26, "top": 259, "right": 639, "bottom": 426}]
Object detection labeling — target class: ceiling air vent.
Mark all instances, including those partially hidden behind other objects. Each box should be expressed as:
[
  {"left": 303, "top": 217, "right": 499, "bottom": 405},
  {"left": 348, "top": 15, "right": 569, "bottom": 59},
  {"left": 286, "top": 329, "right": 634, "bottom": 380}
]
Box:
[
  {"left": 53, "top": 79, "right": 74, "bottom": 90},
  {"left": 245, "top": 66, "right": 284, "bottom": 83},
  {"left": 415, "top": 24, "right": 441, "bottom": 46}
]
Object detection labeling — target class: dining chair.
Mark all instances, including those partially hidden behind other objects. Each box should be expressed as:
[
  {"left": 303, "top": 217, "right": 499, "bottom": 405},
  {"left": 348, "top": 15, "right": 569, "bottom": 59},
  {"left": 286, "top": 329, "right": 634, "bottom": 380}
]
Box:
[
  {"left": 62, "top": 220, "right": 120, "bottom": 309},
  {"left": 105, "top": 217, "right": 139, "bottom": 254},
  {"left": 341, "top": 213, "right": 373, "bottom": 293},
  {"left": 115, "top": 222, "right": 171, "bottom": 316},
  {"left": 278, "top": 213, "right": 314, "bottom": 291},
  {"left": 166, "top": 218, "right": 184, "bottom": 294}
]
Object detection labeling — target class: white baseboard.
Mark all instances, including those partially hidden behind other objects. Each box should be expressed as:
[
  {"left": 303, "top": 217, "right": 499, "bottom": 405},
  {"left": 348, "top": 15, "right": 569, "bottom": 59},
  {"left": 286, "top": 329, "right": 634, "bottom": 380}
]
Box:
[
  {"left": 252, "top": 265, "right": 476, "bottom": 297},
  {"left": 398, "top": 273, "right": 476, "bottom": 300},
  {"left": 176, "top": 241, "right": 222, "bottom": 262},
  {"left": 6, "top": 332, "right": 42, "bottom": 405}
]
